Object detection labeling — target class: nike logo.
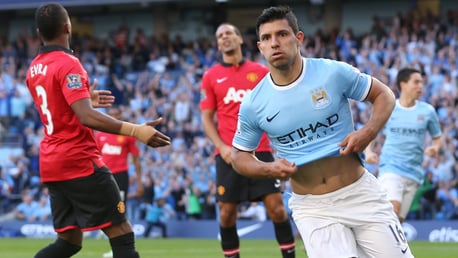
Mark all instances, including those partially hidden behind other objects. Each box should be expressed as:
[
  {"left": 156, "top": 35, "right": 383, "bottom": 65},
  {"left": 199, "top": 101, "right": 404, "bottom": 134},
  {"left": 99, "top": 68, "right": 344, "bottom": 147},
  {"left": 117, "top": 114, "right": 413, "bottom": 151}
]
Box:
[
  {"left": 237, "top": 223, "right": 263, "bottom": 237},
  {"left": 274, "top": 179, "right": 281, "bottom": 188},
  {"left": 266, "top": 111, "right": 280, "bottom": 122},
  {"left": 401, "top": 246, "right": 408, "bottom": 254},
  {"left": 216, "top": 77, "right": 228, "bottom": 83}
]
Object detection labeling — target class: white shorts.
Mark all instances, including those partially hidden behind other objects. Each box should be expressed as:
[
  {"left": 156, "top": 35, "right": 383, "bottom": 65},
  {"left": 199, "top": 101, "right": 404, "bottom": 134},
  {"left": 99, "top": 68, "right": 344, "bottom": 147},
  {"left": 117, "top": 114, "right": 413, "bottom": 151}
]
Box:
[
  {"left": 378, "top": 173, "right": 419, "bottom": 219},
  {"left": 288, "top": 171, "right": 414, "bottom": 258}
]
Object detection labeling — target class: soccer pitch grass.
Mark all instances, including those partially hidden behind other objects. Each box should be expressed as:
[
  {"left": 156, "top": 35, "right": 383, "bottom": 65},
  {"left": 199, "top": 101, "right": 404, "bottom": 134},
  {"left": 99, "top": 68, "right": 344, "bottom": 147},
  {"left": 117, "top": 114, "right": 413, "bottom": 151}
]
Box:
[{"left": 0, "top": 238, "right": 457, "bottom": 258}]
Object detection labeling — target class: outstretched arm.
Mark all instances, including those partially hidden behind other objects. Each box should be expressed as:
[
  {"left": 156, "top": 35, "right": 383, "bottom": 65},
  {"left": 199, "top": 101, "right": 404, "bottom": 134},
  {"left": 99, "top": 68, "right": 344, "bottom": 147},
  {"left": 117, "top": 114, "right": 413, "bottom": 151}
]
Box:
[{"left": 71, "top": 98, "right": 170, "bottom": 148}]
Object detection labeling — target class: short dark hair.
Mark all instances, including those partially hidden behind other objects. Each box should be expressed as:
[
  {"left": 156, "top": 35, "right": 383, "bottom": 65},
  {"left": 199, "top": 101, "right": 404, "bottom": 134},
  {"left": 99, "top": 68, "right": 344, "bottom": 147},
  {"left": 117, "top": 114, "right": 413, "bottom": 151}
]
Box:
[
  {"left": 216, "top": 23, "right": 242, "bottom": 37},
  {"left": 256, "top": 6, "right": 299, "bottom": 38},
  {"left": 395, "top": 68, "right": 421, "bottom": 92},
  {"left": 35, "top": 2, "right": 68, "bottom": 41}
]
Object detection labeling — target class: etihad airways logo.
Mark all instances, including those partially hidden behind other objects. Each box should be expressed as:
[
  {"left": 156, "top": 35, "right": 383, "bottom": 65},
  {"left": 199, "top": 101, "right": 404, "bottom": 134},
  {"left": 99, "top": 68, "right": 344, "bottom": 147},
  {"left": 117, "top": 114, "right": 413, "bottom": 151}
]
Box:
[
  {"left": 276, "top": 113, "right": 339, "bottom": 146},
  {"left": 223, "top": 87, "right": 251, "bottom": 104},
  {"left": 389, "top": 127, "right": 426, "bottom": 136}
]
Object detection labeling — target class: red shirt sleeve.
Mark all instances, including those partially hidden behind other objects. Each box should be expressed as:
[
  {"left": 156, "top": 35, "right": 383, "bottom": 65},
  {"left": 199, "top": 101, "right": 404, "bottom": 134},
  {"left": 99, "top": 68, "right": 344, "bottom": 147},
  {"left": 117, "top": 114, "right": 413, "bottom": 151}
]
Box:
[
  {"left": 200, "top": 69, "right": 216, "bottom": 110},
  {"left": 59, "top": 56, "right": 91, "bottom": 106}
]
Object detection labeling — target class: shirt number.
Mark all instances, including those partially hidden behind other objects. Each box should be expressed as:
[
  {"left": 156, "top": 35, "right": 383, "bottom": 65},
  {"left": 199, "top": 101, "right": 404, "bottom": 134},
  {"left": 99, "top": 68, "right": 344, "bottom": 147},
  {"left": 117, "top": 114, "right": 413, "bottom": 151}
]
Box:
[{"left": 35, "top": 85, "right": 54, "bottom": 135}]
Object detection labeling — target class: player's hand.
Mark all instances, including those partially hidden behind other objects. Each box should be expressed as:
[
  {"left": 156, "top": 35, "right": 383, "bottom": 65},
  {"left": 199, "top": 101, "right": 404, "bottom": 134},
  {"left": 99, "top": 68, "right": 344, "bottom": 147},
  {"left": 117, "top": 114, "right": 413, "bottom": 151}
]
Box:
[
  {"left": 136, "top": 182, "right": 144, "bottom": 198},
  {"left": 144, "top": 118, "right": 171, "bottom": 147},
  {"left": 338, "top": 129, "right": 375, "bottom": 155},
  {"left": 424, "top": 146, "right": 439, "bottom": 157},
  {"left": 219, "top": 144, "right": 232, "bottom": 164},
  {"left": 365, "top": 150, "right": 379, "bottom": 164},
  {"left": 120, "top": 118, "right": 171, "bottom": 147},
  {"left": 90, "top": 78, "right": 115, "bottom": 108},
  {"left": 270, "top": 158, "right": 297, "bottom": 180}
]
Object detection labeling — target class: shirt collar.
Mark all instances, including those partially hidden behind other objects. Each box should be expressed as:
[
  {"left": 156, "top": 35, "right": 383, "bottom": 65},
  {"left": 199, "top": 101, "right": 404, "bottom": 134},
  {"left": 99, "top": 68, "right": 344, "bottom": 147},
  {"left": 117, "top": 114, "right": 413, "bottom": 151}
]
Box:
[{"left": 39, "top": 45, "right": 74, "bottom": 54}]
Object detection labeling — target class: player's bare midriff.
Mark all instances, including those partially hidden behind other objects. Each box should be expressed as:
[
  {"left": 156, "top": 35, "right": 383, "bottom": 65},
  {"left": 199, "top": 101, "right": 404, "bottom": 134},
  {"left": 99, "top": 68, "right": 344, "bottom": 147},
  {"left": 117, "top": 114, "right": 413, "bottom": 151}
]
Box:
[{"left": 290, "top": 154, "right": 365, "bottom": 195}]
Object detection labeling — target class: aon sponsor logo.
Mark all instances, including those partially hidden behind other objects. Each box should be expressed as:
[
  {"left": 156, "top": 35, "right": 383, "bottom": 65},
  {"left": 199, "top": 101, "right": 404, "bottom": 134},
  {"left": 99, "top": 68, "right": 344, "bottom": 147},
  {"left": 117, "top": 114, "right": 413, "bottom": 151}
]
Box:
[
  {"left": 101, "top": 143, "right": 122, "bottom": 155},
  {"left": 224, "top": 87, "right": 251, "bottom": 104}
]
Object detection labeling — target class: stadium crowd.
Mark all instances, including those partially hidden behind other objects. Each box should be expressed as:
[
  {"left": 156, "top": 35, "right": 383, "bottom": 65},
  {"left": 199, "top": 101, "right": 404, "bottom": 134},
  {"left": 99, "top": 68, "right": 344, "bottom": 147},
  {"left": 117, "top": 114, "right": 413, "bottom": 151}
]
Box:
[{"left": 1, "top": 6, "right": 458, "bottom": 226}]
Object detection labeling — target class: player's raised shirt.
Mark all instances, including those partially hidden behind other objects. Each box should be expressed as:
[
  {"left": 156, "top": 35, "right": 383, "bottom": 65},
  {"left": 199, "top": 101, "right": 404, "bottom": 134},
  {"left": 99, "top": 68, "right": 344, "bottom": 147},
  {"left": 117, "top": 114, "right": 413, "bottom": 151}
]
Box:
[
  {"left": 96, "top": 132, "right": 139, "bottom": 174},
  {"left": 26, "top": 45, "right": 105, "bottom": 182},
  {"left": 233, "top": 58, "right": 371, "bottom": 166},
  {"left": 378, "top": 100, "right": 442, "bottom": 183},
  {"left": 200, "top": 60, "right": 271, "bottom": 154}
]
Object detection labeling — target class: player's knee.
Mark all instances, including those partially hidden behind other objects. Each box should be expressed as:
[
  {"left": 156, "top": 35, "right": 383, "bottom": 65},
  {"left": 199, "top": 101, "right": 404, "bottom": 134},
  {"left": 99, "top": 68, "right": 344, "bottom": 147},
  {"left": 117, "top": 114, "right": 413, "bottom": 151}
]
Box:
[
  {"left": 103, "top": 221, "right": 134, "bottom": 238},
  {"left": 267, "top": 205, "right": 288, "bottom": 222},
  {"left": 219, "top": 204, "right": 238, "bottom": 225},
  {"left": 219, "top": 210, "right": 237, "bottom": 226}
]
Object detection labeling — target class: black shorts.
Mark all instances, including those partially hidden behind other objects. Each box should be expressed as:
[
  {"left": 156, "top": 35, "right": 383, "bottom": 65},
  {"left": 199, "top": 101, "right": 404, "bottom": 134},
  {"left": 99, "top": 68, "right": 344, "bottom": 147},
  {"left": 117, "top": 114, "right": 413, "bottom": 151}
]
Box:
[
  {"left": 113, "top": 171, "right": 129, "bottom": 202},
  {"left": 45, "top": 164, "right": 126, "bottom": 233},
  {"left": 216, "top": 151, "right": 281, "bottom": 203}
]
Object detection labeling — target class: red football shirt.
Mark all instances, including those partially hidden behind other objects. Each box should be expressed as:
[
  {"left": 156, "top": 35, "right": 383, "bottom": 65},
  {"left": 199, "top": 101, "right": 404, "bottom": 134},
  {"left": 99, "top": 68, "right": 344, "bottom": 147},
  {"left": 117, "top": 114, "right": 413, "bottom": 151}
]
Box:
[
  {"left": 200, "top": 60, "right": 272, "bottom": 154},
  {"left": 95, "top": 132, "right": 140, "bottom": 174},
  {"left": 26, "top": 45, "right": 105, "bottom": 182}
]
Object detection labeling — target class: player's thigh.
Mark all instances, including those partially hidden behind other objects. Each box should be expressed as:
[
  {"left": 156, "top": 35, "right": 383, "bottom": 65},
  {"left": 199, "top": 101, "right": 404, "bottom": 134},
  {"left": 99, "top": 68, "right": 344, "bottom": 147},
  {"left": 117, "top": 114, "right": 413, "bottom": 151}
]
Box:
[
  {"left": 215, "top": 155, "right": 249, "bottom": 202},
  {"left": 295, "top": 219, "right": 358, "bottom": 258},
  {"left": 113, "top": 171, "right": 128, "bottom": 192},
  {"left": 353, "top": 221, "right": 413, "bottom": 258},
  {"left": 60, "top": 165, "right": 127, "bottom": 230},
  {"left": 247, "top": 152, "right": 281, "bottom": 200},
  {"left": 45, "top": 182, "right": 79, "bottom": 232},
  {"left": 378, "top": 173, "right": 404, "bottom": 202},
  {"left": 399, "top": 180, "right": 419, "bottom": 219},
  {"left": 113, "top": 171, "right": 128, "bottom": 201}
]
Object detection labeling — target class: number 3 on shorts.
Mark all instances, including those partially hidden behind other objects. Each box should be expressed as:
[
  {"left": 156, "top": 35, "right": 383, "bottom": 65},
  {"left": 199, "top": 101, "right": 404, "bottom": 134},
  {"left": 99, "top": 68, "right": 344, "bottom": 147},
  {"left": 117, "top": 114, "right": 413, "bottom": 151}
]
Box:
[{"left": 36, "top": 85, "right": 54, "bottom": 135}]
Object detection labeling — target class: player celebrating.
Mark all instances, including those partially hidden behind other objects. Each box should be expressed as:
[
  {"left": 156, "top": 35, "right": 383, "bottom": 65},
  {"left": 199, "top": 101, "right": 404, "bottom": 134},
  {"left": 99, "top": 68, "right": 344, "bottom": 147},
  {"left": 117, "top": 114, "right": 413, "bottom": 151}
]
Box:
[
  {"left": 200, "top": 23, "right": 295, "bottom": 258},
  {"left": 231, "top": 6, "right": 413, "bottom": 258}
]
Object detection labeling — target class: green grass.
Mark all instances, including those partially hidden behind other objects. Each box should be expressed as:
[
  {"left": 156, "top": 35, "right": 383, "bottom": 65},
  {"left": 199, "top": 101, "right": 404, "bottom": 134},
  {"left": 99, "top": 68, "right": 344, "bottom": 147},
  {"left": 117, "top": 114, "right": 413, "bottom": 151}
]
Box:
[{"left": 0, "top": 238, "right": 456, "bottom": 258}]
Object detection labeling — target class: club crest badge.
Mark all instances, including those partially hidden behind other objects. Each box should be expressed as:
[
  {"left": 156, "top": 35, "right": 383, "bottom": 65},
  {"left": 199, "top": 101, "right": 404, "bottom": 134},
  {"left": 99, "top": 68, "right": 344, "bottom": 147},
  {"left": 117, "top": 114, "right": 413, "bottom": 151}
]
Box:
[
  {"left": 311, "top": 87, "right": 330, "bottom": 109},
  {"left": 117, "top": 201, "right": 126, "bottom": 214},
  {"left": 246, "top": 72, "right": 259, "bottom": 83},
  {"left": 217, "top": 185, "right": 225, "bottom": 196}
]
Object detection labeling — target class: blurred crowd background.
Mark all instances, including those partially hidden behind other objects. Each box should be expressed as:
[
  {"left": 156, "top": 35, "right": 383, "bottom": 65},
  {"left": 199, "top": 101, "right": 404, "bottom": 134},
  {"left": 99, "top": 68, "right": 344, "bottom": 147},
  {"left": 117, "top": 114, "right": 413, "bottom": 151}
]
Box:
[{"left": 1, "top": 0, "right": 458, "bottom": 228}]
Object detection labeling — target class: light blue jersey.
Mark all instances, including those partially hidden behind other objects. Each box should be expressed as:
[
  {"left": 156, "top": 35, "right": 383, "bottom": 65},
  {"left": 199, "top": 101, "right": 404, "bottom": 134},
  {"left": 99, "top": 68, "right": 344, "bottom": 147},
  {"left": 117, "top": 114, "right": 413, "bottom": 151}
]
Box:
[
  {"left": 378, "top": 100, "right": 442, "bottom": 183},
  {"left": 233, "top": 58, "right": 371, "bottom": 166}
]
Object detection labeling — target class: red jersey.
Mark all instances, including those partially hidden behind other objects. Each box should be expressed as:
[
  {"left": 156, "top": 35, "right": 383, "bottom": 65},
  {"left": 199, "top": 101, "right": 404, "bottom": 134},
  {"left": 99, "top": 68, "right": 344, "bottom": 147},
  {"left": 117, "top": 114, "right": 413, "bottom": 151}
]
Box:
[
  {"left": 26, "top": 45, "right": 105, "bottom": 182},
  {"left": 200, "top": 60, "right": 272, "bottom": 154},
  {"left": 95, "top": 132, "right": 140, "bottom": 174}
]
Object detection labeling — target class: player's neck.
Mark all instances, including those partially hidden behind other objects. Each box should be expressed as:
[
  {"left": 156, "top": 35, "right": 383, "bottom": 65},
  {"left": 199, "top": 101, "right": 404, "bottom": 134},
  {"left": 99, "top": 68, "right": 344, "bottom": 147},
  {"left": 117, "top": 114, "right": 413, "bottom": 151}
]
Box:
[
  {"left": 43, "top": 37, "right": 70, "bottom": 50},
  {"left": 222, "top": 51, "right": 243, "bottom": 67},
  {"left": 398, "top": 95, "right": 416, "bottom": 108},
  {"left": 270, "top": 55, "right": 303, "bottom": 86}
]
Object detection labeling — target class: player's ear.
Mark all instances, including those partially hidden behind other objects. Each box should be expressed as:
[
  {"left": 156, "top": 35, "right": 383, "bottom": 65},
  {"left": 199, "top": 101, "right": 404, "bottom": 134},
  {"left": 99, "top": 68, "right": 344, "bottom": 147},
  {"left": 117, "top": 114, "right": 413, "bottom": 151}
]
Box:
[
  {"left": 296, "top": 31, "right": 305, "bottom": 47},
  {"left": 64, "top": 23, "right": 71, "bottom": 34}
]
